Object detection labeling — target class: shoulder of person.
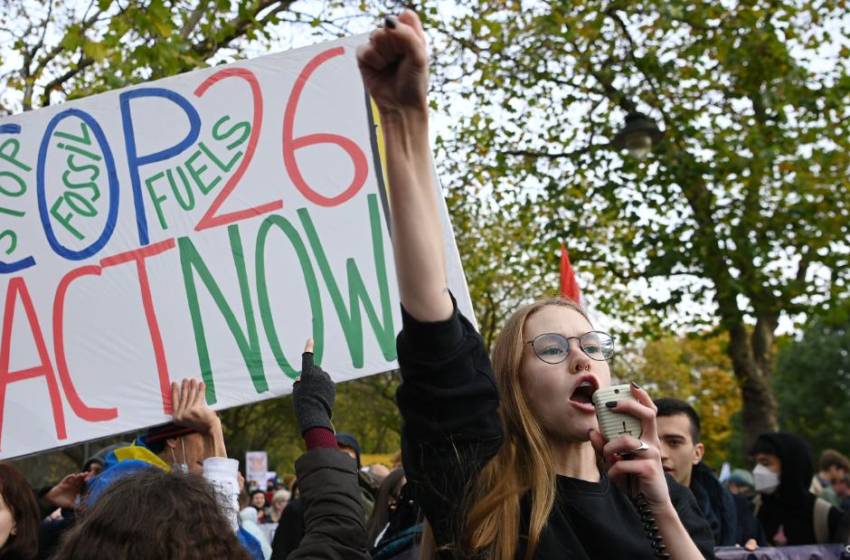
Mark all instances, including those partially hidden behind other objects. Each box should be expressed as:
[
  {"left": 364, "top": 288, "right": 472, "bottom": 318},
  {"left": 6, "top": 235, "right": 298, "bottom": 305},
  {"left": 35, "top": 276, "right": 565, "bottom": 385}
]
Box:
[{"left": 665, "top": 473, "right": 697, "bottom": 505}]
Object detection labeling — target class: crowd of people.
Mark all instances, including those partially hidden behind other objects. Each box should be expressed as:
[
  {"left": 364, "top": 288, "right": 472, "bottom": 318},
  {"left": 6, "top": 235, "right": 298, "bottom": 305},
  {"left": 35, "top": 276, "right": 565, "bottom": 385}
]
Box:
[{"left": 2, "top": 10, "right": 850, "bottom": 560}]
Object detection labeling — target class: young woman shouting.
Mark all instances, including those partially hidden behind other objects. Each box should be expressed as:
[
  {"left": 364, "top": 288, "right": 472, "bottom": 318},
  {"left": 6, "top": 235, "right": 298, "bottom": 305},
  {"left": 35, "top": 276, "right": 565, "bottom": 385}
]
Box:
[{"left": 357, "top": 11, "right": 716, "bottom": 559}]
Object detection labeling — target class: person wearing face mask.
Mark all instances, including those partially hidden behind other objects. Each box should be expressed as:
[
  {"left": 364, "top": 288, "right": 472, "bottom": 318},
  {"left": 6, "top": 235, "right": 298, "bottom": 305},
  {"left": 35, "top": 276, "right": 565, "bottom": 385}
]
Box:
[{"left": 751, "top": 432, "right": 844, "bottom": 546}]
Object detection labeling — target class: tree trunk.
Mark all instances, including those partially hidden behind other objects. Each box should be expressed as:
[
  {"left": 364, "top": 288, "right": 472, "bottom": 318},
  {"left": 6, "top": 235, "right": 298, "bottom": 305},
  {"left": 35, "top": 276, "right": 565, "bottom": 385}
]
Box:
[{"left": 726, "top": 320, "right": 779, "bottom": 451}]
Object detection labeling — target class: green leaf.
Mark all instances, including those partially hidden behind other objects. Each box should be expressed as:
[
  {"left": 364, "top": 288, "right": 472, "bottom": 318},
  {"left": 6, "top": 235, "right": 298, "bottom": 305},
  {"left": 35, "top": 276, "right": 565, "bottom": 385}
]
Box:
[{"left": 82, "top": 40, "right": 108, "bottom": 62}]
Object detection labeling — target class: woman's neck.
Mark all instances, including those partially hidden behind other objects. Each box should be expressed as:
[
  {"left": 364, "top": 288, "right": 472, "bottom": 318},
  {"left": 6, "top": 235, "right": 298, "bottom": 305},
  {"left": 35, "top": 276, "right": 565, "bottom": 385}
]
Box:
[{"left": 552, "top": 439, "right": 600, "bottom": 481}]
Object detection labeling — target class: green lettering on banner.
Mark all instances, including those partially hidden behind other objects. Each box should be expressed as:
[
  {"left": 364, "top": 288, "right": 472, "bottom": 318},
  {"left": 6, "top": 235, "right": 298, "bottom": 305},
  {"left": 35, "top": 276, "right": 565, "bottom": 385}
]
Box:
[
  {"left": 298, "top": 193, "right": 397, "bottom": 367},
  {"left": 0, "top": 138, "right": 32, "bottom": 172},
  {"left": 62, "top": 191, "right": 98, "bottom": 217},
  {"left": 0, "top": 171, "right": 26, "bottom": 197},
  {"left": 145, "top": 172, "right": 170, "bottom": 230},
  {"left": 1, "top": 230, "right": 17, "bottom": 254},
  {"left": 255, "top": 215, "right": 325, "bottom": 378},
  {"left": 186, "top": 149, "right": 220, "bottom": 195},
  {"left": 167, "top": 167, "right": 196, "bottom": 211},
  {"left": 179, "top": 225, "right": 268, "bottom": 403},
  {"left": 212, "top": 116, "right": 251, "bottom": 151},
  {"left": 49, "top": 197, "right": 85, "bottom": 240}
]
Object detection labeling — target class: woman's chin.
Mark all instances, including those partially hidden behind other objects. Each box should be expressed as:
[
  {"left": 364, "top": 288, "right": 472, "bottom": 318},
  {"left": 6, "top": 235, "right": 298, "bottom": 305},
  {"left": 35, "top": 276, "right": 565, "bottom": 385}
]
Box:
[{"left": 547, "top": 414, "right": 599, "bottom": 442}]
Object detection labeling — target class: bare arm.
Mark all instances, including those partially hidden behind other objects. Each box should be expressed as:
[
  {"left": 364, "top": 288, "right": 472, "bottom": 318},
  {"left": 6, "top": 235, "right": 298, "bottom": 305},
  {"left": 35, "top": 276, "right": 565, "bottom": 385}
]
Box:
[{"left": 357, "top": 11, "right": 453, "bottom": 322}]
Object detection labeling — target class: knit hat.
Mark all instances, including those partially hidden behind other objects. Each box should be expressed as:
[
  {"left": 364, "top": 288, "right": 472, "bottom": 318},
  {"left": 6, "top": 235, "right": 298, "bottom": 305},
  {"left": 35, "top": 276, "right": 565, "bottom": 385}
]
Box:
[
  {"left": 82, "top": 456, "right": 104, "bottom": 472},
  {"left": 335, "top": 434, "right": 361, "bottom": 467},
  {"left": 727, "top": 468, "right": 755, "bottom": 490}
]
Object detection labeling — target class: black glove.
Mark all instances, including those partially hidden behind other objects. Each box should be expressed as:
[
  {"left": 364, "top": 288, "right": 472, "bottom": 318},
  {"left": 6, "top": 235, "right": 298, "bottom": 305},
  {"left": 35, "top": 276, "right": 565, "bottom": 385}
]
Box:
[{"left": 293, "top": 351, "right": 336, "bottom": 434}]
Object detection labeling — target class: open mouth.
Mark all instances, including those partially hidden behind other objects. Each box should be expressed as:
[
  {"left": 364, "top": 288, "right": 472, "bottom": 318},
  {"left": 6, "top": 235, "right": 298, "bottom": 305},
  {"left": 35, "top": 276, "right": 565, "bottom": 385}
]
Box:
[{"left": 569, "top": 375, "right": 599, "bottom": 407}]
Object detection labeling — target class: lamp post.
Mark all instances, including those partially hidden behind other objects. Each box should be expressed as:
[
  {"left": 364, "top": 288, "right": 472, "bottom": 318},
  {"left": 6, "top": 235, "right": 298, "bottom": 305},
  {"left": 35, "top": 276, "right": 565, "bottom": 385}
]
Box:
[{"left": 611, "top": 111, "right": 664, "bottom": 159}]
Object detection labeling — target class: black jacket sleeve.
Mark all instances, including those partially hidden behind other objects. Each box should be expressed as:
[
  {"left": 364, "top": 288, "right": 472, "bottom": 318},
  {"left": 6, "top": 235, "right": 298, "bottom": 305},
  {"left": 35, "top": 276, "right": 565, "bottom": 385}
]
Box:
[
  {"left": 395, "top": 299, "right": 504, "bottom": 549},
  {"left": 270, "top": 497, "right": 303, "bottom": 560},
  {"left": 286, "top": 447, "right": 369, "bottom": 560},
  {"left": 667, "top": 477, "right": 719, "bottom": 559}
]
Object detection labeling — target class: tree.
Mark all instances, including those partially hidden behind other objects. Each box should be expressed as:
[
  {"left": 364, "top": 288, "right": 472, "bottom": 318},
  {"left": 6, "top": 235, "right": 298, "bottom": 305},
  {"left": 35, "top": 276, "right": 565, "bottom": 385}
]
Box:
[
  {"left": 442, "top": 188, "right": 561, "bottom": 350},
  {"left": 616, "top": 333, "right": 742, "bottom": 467},
  {"left": 0, "top": 0, "right": 390, "bottom": 114},
  {"left": 426, "top": 0, "right": 850, "bottom": 448},
  {"left": 774, "top": 313, "right": 850, "bottom": 455}
]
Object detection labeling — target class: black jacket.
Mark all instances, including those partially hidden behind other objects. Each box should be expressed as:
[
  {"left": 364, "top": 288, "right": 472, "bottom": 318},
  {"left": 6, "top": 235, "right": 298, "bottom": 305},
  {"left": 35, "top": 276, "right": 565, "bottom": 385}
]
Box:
[
  {"left": 271, "top": 496, "right": 304, "bottom": 560},
  {"left": 276, "top": 448, "right": 370, "bottom": 560},
  {"left": 396, "top": 301, "right": 716, "bottom": 559},
  {"left": 690, "top": 461, "right": 766, "bottom": 546},
  {"left": 753, "top": 432, "right": 843, "bottom": 545}
]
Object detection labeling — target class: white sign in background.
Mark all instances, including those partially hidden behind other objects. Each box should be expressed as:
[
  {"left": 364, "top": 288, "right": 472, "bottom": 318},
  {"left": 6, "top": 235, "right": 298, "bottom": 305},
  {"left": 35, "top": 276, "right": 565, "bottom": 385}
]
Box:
[
  {"left": 246, "top": 451, "right": 269, "bottom": 491},
  {"left": 0, "top": 34, "right": 474, "bottom": 459}
]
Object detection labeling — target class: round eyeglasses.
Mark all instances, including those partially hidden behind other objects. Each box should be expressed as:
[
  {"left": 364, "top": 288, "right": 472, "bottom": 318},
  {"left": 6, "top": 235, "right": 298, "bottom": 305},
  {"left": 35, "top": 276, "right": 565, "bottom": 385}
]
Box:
[{"left": 526, "top": 331, "right": 615, "bottom": 364}]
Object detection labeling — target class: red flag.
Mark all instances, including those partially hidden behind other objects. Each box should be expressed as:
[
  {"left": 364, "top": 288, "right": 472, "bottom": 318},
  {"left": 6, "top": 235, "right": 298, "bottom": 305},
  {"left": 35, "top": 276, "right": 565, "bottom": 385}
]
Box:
[{"left": 560, "top": 243, "right": 581, "bottom": 302}]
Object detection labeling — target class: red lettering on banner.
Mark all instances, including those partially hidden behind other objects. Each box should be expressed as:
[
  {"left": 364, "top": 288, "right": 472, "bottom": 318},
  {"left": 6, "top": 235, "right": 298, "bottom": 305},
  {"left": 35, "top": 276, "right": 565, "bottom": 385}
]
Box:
[
  {"left": 101, "top": 238, "right": 177, "bottom": 413},
  {"left": 283, "top": 47, "right": 369, "bottom": 207},
  {"left": 53, "top": 265, "right": 118, "bottom": 422},
  {"left": 194, "top": 68, "right": 281, "bottom": 231},
  {"left": 0, "top": 278, "right": 67, "bottom": 451}
]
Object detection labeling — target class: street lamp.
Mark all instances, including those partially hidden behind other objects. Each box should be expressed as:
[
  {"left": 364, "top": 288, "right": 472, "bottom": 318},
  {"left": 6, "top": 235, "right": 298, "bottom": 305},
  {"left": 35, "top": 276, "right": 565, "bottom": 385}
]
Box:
[{"left": 611, "top": 111, "right": 664, "bottom": 159}]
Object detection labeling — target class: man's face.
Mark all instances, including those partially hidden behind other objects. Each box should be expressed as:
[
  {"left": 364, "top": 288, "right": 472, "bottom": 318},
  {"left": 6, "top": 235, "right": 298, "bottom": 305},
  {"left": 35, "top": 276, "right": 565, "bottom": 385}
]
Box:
[
  {"left": 657, "top": 413, "right": 704, "bottom": 487},
  {"left": 168, "top": 434, "right": 205, "bottom": 474}
]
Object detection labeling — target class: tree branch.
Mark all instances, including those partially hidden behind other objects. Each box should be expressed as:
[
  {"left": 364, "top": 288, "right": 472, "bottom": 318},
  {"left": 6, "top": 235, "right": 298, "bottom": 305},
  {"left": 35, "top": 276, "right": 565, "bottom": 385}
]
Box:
[
  {"left": 187, "top": 0, "right": 296, "bottom": 65},
  {"left": 180, "top": 0, "right": 209, "bottom": 40},
  {"left": 604, "top": 8, "right": 671, "bottom": 125},
  {"left": 39, "top": 55, "right": 95, "bottom": 108},
  {"left": 500, "top": 144, "right": 599, "bottom": 160}
]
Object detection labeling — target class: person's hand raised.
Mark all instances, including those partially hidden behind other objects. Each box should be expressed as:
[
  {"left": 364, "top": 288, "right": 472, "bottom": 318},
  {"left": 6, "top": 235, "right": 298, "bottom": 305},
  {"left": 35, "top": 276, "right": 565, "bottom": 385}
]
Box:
[
  {"left": 171, "top": 378, "right": 219, "bottom": 435},
  {"left": 357, "top": 11, "right": 429, "bottom": 117},
  {"left": 44, "top": 472, "right": 87, "bottom": 509},
  {"left": 293, "top": 339, "right": 336, "bottom": 435}
]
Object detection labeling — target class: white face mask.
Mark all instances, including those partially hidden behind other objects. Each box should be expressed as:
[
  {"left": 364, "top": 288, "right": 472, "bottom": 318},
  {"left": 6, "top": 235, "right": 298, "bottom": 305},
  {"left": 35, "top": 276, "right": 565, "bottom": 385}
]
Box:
[
  {"left": 753, "top": 464, "right": 780, "bottom": 494},
  {"left": 170, "top": 437, "right": 189, "bottom": 474}
]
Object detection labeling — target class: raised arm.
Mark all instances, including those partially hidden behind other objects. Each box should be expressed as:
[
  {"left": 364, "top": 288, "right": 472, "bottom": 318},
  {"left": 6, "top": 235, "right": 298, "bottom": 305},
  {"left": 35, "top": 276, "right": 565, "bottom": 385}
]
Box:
[
  {"left": 287, "top": 340, "right": 369, "bottom": 560},
  {"left": 171, "top": 378, "right": 226, "bottom": 459},
  {"left": 357, "top": 11, "right": 452, "bottom": 322}
]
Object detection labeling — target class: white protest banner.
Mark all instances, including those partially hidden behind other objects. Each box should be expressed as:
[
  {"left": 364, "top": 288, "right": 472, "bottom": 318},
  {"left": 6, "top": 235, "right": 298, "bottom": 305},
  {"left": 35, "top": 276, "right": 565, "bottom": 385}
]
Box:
[
  {"left": 0, "top": 34, "right": 473, "bottom": 459},
  {"left": 246, "top": 451, "right": 269, "bottom": 491}
]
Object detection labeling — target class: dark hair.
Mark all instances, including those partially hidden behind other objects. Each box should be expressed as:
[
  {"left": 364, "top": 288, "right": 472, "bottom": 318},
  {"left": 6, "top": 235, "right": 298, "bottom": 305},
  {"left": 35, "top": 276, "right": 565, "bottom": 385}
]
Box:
[
  {"left": 366, "top": 468, "right": 406, "bottom": 545},
  {"left": 654, "top": 397, "right": 701, "bottom": 443},
  {"left": 83, "top": 457, "right": 104, "bottom": 472},
  {"left": 820, "top": 449, "right": 850, "bottom": 472},
  {"left": 749, "top": 437, "right": 780, "bottom": 458},
  {"left": 250, "top": 489, "right": 266, "bottom": 502},
  {"left": 52, "top": 468, "right": 250, "bottom": 560},
  {"left": 0, "top": 463, "right": 40, "bottom": 560},
  {"left": 145, "top": 437, "right": 169, "bottom": 456}
]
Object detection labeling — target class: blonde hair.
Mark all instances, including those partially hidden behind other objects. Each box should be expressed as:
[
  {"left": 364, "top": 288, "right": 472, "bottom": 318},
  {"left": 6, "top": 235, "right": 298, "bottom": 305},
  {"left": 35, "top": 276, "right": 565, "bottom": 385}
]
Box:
[
  {"left": 273, "top": 490, "right": 290, "bottom": 505},
  {"left": 420, "top": 298, "right": 590, "bottom": 560}
]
